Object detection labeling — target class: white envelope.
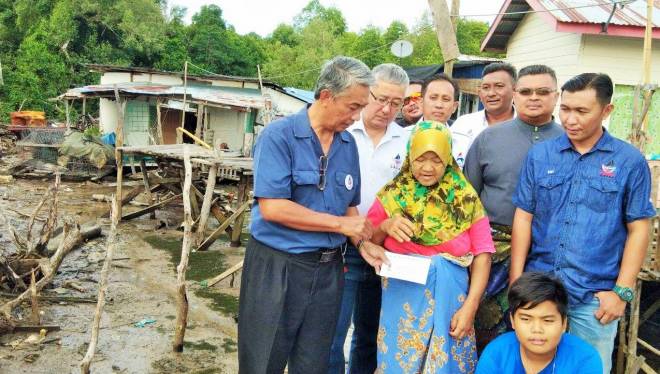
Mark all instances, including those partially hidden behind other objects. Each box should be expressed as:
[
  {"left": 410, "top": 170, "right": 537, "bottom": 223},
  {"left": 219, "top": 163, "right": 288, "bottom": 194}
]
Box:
[{"left": 377, "top": 251, "right": 431, "bottom": 285}]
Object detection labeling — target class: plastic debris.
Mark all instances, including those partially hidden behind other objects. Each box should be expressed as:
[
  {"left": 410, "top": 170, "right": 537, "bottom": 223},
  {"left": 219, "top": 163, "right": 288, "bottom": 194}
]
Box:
[{"left": 133, "top": 318, "right": 157, "bottom": 328}]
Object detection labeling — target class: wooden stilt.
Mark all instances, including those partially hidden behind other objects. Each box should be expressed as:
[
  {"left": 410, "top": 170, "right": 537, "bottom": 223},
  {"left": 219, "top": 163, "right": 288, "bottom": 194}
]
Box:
[
  {"left": 230, "top": 173, "right": 250, "bottom": 247},
  {"left": 195, "top": 165, "right": 218, "bottom": 248},
  {"left": 140, "top": 159, "right": 156, "bottom": 219},
  {"left": 80, "top": 196, "right": 120, "bottom": 374},
  {"left": 113, "top": 86, "right": 126, "bottom": 220},
  {"left": 173, "top": 148, "right": 193, "bottom": 352}
]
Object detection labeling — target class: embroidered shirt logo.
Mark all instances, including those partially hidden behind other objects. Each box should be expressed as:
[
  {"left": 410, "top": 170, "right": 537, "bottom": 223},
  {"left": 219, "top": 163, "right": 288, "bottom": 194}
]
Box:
[
  {"left": 600, "top": 163, "right": 616, "bottom": 178},
  {"left": 547, "top": 169, "right": 555, "bottom": 175},
  {"left": 345, "top": 174, "right": 354, "bottom": 190},
  {"left": 391, "top": 154, "right": 403, "bottom": 171}
]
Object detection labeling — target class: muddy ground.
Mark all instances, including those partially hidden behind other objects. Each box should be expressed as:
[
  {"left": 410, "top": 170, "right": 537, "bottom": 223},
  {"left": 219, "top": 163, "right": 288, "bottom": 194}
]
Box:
[{"left": 0, "top": 177, "right": 244, "bottom": 374}]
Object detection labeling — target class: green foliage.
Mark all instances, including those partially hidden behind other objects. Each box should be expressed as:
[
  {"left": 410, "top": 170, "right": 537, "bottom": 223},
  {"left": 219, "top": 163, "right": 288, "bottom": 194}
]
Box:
[{"left": 0, "top": 0, "right": 497, "bottom": 121}]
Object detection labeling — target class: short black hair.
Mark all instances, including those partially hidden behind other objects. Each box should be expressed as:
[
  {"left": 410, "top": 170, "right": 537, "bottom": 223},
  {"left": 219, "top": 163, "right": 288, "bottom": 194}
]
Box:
[
  {"left": 561, "top": 73, "right": 613, "bottom": 106},
  {"left": 409, "top": 79, "right": 424, "bottom": 86},
  {"left": 422, "top": 73, "right": 459, "bottom": 101},
  {"left": 509, "top": 272, "right": 568, "bottom": 320},
  {"left": 518, "top": 64, "right": 557, "bottom": 84},
  {"left": 482, "top": 62, "right": 517, "bottom": 82}
]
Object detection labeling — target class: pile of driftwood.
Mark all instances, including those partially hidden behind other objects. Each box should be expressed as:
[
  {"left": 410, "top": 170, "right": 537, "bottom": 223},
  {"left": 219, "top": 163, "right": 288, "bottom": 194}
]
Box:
[{"left": 0, "top": 173, "right": 101, "bottom": 333}]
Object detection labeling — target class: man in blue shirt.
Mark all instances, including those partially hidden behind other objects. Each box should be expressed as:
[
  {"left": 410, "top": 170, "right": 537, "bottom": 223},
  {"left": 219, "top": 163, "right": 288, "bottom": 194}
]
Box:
[
  {"left": 476, "top": 272, "right": 602, "bottom": 373},
  {"left": 511, "top": 73, "right": 656, "bottom": 373},
  {"left": 238, "top": 56, "right": 375, "bottom": 374}
]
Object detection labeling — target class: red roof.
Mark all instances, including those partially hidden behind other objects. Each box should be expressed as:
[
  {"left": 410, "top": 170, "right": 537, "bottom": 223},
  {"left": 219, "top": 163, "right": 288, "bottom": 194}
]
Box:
[{"left": 482, "top": 0, "right": 660, "bottom": 52}]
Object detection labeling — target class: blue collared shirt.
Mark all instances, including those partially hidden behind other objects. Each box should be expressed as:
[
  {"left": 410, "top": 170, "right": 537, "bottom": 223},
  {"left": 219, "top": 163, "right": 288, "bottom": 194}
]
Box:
[
  {"left": 250, "top": 106, "right": 361, "bottom": 254},
  {"left": 513, "top": 130, "right": 656, "bottom": 305}
]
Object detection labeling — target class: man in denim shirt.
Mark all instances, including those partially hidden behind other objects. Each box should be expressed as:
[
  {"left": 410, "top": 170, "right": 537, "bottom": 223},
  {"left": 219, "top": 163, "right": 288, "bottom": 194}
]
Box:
[{"left": 510, "top": 73, "right": 656, "bottom": 373}]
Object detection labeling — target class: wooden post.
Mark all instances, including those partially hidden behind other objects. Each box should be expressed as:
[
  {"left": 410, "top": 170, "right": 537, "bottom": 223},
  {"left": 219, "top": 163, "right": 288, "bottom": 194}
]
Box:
[
  {"left": 196, "top": 164, "right": 218, "bottom": 248},
  {"left": 156, "top": 98, "right": 164, "bottom": 145},
  {"left": 80, "top": 196, "right": 119, "bottom": 374},
  {"left": 428, "top": 0, "right": 460, "bottom": 78},
  {"left": 114, "top": 86, "right": 126, "bottom": 219},
  {"left": 195, "top": 104, "right": 204, "bottom": 139},
  {"left": 177, "top": 62, "right": 188, "bottom": 145},
  {"left": 82, "top": 98, "right": 87, "bottom": 127},
  {"left": 30, "top": 270, "right": 39, "bottom": 325},
  {"left": 616, "top": 308, "right": 628, "bottom": 374},
  {"left": 230, "top": 173, "right": 249, "bottom": 247},
  {"left": 140, "top": 159, "right": 156, "bottom": 219},
  {"left": 65, "top": 100, "right": 71, "bottom": 129},
  {"left": 641, "top": 0, "right": 652, "bottom": 135},
  {"left": 173, "top": 148, "right": 193, "bottom": 352}
]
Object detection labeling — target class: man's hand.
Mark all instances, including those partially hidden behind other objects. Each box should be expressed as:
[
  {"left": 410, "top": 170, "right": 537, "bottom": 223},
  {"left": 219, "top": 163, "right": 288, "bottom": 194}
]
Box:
[
  {"left": 381, "top": 215, "right": 415, "bottom": 243},
  {"left": 358, "top": 241, "right": 390, "bottom": 273},
  {"left": 449, "top": 302, "right": 478, "bottom": 340},
  {"left": 338, "top": 216, "right": 373, "bottom": 241},
  {"left": 594, "top": 291, "right": 626, "bottom": 325}
]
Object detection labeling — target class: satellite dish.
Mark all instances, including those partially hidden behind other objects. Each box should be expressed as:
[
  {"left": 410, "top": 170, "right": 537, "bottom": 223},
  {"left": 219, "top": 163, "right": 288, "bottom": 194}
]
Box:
[{"left": 391, "top": 40, "right": 413, "bottom": 58}]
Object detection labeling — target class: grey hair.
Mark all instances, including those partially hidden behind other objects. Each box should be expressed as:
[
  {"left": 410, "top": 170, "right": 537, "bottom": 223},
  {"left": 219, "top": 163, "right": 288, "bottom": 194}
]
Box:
[
  {"left": 313, "top": 56, "right": 374, "bottom": 99},
  {"left": 372, "top": 63, "right": 409, "bottom": 88}
]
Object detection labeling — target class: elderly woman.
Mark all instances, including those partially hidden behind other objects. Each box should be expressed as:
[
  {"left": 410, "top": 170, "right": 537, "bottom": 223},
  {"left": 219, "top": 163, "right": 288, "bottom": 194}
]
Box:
[{"left": 359, "top": 121, "right": 494, "bottom": 373}]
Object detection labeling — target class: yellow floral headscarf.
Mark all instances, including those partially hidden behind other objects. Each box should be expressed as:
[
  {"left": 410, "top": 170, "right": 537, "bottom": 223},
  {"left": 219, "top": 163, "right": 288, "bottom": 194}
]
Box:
[{"left": 376, "top": 121, "right": 486, "bottom": 246}]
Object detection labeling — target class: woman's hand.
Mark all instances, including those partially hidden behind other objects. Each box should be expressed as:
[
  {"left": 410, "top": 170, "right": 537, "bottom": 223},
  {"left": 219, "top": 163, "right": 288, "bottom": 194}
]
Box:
[
  {"left": 381, "top": 215, "right": 416, "bottom": 243},
  {"left": 449, "top": 302, "right": 478, "bottom": 340},
  {"left": 358, "top": 241, "right": 390, "bottom": 273}
]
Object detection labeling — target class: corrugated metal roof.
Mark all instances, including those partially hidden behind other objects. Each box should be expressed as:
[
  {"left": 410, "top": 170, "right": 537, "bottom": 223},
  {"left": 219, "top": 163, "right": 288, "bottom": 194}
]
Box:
[
  {"left": 284, "top": 87, "right": 315, "bottom": 103},
  {"left": 539, "top": 0, "right": 659, "bottom": 27},
  {"left": 60, "top": 82, "right": 265, "bottom": 110},
  {"left": 482, "top": 0, "right": 660, "bottom": 52}
]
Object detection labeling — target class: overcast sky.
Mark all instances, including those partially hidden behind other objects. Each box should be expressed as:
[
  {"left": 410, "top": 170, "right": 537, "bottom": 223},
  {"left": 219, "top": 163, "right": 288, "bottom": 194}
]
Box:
[{"left": 167, "top": 0, "right": 504, "bottom": 36}]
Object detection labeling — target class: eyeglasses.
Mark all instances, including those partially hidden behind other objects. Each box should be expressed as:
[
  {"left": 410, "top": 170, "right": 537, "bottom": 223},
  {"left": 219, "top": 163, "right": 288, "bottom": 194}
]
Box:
[
  {"left": 318, "top": 155, "right": 328, "bottom": 191},
  {"left": 403, "top": 92, "right": 422, "bottom": 106},
  {"left": 370, "top": 91, "right": 403, "bottom": 109},
  {"left": 515, "top": 87, "right": 556, "bottom": 97}
]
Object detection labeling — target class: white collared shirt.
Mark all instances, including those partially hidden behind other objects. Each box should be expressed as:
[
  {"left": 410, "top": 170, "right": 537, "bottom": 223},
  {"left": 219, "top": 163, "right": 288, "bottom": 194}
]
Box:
[
  {"left": 348, "top": 120, "right": 410, "bottom": 215},
  {"left": 451, "top": 108, "right": 516, "bottom": 169}
]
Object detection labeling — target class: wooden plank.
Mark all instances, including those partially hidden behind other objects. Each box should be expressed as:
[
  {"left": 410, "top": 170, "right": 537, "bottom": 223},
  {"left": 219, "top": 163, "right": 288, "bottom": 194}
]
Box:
[
  {"left": 204, "top": 260, "right": 243, "bottom": 287},
  {"left": 210, "top": 203, "right": 233, "bottom": 237},
  {"left": 197, "top": 200, "right": 251, "bottom": 252},
  {"left": 121, "top": 194, "right": 181, "bottom": 221}
]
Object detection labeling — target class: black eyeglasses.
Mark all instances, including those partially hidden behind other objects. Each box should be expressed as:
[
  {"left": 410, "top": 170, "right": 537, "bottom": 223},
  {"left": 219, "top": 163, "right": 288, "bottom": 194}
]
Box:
[
  {"left": 318, "top": 155, "right": 328, "bottom": 191},
  {"left": 515, "top": 87, "right": 556, "bottom": 97},
  {"left": 370, "top": 91, "right": 403, "bottom": 109}
]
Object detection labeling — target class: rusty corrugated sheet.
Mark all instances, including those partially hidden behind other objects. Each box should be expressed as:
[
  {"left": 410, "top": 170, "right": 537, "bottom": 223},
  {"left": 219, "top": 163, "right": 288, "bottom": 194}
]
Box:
[{"left": 59, "top": 82, "right": 265, "bottom": 110}]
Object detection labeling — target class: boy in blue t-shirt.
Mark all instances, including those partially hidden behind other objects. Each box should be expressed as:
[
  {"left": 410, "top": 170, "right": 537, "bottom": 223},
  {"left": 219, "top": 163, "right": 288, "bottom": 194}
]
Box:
[{"left": 476, "top": 273, "right": 602, "bottom": 373}]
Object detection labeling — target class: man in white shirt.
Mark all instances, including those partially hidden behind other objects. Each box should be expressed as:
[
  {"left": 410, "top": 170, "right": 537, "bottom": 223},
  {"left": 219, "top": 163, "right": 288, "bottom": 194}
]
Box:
[
  {"left": 408, "top": 73, "right": 460, "bottom": 134},
  {"left": 451, "top": 63, "right": 517, "bottom": 169},
  {"left": 328, "top": 63, "right": 410, "bottom": 374}
]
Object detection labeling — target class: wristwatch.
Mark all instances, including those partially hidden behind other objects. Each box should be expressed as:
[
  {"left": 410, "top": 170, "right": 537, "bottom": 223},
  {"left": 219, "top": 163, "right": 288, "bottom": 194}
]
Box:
[{"left": 613, "top": 285, "right": 634, "bottom": 303}]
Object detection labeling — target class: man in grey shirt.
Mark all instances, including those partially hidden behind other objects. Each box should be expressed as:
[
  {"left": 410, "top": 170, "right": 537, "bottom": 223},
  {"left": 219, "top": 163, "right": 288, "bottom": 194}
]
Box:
[{"left": 463, "top": 64, "right": 563, "bottom": 350}]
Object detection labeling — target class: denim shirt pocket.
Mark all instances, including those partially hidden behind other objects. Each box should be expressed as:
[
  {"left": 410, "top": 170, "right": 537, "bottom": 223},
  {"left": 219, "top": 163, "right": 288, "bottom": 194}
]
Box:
[
  {"left": 334, "top": 171, "right": 357, "bottom": 209},
  {"left": 586, "top": 179, "right": 619, "bottom": 213},
  {"left": 536, "top": 175, "right": 565, "bottom": 215}
]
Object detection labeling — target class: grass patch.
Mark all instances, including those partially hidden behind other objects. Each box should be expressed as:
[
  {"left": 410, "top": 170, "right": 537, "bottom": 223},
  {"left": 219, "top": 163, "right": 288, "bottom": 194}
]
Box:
[
  {"left": 222, "top": 338, "right": 237, "bottom": 353},
  {"left": 194, "top": 288, "right": 239, "bottom": 316},
  {"left": 143, "top": 235, "right": 227, "bottom": 281},
  {"left": 164, "top": 315, "right": 176, "bottom": 320},
  {"left": 192, "top": 368, "right": 224, "bottom": 374},
  {"left": 183, "top": 340, "right": 218, "bottom": 352}
]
